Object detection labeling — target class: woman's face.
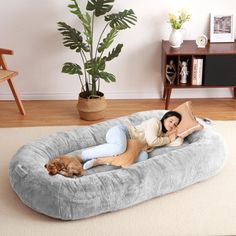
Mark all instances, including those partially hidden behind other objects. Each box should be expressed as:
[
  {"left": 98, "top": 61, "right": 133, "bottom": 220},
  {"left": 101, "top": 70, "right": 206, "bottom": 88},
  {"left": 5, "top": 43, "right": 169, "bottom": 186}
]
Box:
[{"left": 164, "top": 116, "right": 180, "bottom": 131}]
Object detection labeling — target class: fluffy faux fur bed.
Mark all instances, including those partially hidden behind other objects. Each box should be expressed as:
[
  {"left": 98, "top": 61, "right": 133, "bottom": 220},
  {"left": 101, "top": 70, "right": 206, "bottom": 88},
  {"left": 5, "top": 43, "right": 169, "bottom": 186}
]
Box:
[{"left": 9, "top": 110, "right": 227, "bottom": 220}]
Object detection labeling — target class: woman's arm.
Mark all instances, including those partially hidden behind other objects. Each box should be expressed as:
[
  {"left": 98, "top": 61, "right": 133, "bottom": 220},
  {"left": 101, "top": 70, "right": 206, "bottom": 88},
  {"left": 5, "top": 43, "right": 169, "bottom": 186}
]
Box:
[{"left": 145, "top": 119, "right": 171, "bottom": 147}]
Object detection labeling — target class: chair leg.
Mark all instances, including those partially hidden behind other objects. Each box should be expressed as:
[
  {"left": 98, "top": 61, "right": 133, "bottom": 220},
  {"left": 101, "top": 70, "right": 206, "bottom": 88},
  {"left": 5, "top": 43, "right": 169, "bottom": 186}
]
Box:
[{"left": 7, "top": 79, "right": 26, "bottom": 115}]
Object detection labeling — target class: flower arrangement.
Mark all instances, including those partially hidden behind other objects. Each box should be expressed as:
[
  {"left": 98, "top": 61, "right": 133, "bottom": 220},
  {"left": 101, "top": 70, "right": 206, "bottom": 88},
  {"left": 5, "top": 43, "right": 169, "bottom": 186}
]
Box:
[{"left": 168, "top": 9, "right": 191, "bottom": 29}]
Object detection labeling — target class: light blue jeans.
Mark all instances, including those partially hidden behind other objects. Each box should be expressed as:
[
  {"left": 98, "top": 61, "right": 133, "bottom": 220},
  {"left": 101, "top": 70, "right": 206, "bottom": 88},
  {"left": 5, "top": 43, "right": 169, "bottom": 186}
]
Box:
[{"left": 81, "top": 125, "right": 148, "bottom": 163}]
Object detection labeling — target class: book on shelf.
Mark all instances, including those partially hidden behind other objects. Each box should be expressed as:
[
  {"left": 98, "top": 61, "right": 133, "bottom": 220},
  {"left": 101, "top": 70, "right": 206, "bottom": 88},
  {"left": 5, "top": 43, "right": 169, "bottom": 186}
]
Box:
[
  {"left": 192, "top": 58, "right": 198, "bottom": 85},
  {"left": 192, "top": 58, "right": 203, "bottom": 85}
]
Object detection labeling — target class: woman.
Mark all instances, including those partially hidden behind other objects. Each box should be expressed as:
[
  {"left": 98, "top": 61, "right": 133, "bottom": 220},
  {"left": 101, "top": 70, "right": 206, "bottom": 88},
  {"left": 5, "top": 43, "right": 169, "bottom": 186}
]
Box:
[{"left": 81, "top": 111, "right": 182, "bottom": 169}]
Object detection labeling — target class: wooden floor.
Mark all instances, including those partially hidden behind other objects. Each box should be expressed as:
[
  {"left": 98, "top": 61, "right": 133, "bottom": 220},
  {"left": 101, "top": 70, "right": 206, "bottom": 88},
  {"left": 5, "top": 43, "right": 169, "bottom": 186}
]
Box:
[{"left": 0, "top": 98, "right": 235, "bottom": 127}]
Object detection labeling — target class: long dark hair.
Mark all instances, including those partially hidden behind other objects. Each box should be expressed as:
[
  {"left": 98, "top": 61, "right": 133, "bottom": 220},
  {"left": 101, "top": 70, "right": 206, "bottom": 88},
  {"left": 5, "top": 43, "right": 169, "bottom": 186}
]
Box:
[{"left": 160, "top": 111, "right": 182, "bottom": 133}]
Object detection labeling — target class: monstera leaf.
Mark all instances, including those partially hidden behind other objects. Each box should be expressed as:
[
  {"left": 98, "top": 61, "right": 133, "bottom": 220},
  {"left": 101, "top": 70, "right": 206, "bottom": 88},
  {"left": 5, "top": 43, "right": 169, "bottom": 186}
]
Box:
[
  {"left": 67, "top": 0, "right": 92, "bottom": 45},
  {"left": 105, "top": 44, "right": 123, "bottom": 61},
  {"left": 86, "top": 0, "right": 114, "bottom": 16},
  {"left": 85, "top": 58, "right": 106, "bottom": 78},
  {"left": 62, "top": 62, "right": 83, "bottom": 75},
  {"left": 105, "top": 9, "right": 137, "bottom": 30},
  {"left": 99, "top": 71, "right": 116, "bottom": 82},
  {"left": 98, "top": 28, "right": 118, "bottom": 53},
  {"left": 57, "top": 22, "right": 89, "bottom": 52}
]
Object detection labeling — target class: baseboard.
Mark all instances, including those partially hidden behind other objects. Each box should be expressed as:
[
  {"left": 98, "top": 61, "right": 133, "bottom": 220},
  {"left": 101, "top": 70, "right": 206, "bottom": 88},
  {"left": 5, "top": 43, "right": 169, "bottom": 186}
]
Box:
[{"left": 0, "top": 88, "right": 233, "bottom": 100}]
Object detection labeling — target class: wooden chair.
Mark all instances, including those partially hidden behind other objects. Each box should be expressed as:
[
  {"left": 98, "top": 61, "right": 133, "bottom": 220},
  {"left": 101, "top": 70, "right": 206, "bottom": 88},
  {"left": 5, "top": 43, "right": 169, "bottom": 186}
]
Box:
[{"left": 0, "top": 48, "right": 26, "bottom": 115}]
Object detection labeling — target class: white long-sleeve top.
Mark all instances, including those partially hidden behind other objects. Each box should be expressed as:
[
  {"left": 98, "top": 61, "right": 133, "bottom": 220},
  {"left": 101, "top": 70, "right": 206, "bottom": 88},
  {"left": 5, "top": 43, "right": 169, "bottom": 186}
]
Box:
[{"left": 128, "top": 118, "right": 171, "bottom": 152}]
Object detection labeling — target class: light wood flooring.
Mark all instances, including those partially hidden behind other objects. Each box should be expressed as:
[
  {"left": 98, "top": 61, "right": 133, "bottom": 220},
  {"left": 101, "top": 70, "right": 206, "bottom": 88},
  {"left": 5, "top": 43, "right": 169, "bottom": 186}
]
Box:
[{"left": 0, "top": 98, "right": 235, "bottom": 127}]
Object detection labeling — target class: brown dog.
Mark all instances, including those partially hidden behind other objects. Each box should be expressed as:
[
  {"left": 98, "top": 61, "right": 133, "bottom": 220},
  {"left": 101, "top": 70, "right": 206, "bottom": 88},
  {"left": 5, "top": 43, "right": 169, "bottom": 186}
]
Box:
[{"left": 44, "top": 156, "right": 84, "bottom": 177}]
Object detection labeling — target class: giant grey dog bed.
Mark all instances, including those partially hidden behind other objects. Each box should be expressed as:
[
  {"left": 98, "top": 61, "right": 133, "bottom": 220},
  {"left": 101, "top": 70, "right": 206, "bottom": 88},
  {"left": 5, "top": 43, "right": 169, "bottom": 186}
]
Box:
[{"left": 9, "top": 110, "right": 227, "bottom": 220}]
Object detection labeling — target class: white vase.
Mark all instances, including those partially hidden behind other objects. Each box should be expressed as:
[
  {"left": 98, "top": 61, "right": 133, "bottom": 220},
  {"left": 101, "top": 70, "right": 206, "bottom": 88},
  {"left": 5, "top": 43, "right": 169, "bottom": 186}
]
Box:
[{"left": 169, "top": 29, "right": 183, "bottom": 48}]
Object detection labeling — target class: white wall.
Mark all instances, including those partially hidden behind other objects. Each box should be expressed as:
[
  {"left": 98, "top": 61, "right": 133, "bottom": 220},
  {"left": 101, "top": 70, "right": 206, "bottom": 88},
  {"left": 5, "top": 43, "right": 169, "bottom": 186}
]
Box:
[{"left": 0, "top": 0, "right": 235, "bottom": 100}]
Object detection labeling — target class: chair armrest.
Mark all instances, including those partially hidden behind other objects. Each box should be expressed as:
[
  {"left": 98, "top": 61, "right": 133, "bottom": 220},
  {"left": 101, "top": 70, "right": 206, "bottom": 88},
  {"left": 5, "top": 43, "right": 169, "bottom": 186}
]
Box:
[{"left": 0, "top": 48, "right": 13, "bottom": 55}]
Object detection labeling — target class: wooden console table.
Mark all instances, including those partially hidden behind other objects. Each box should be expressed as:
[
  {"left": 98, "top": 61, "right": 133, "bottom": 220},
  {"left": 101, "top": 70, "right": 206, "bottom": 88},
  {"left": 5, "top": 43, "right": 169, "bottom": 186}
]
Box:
[{"left": 161, "top": 40, "right": 236, "bottom": 109}]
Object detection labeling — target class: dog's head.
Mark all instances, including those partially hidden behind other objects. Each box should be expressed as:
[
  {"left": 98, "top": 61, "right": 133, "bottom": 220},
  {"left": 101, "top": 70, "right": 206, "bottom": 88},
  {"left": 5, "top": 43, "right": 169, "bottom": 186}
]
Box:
[{"left": 44, "top": 160, "right": 65, "bottom": 175}]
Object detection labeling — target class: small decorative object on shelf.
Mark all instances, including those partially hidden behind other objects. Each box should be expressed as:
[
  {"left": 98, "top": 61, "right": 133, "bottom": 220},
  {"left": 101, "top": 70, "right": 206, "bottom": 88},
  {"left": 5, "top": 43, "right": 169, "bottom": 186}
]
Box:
[
  {"left": 167, "top": 9, "right": 191, "bottom": 48},
  {"left": 179, "top": 60, "right": 189, "bottom": 83},
  {"left": 165, "top": 60, "right": 177, "bottom": 84},
  {"left": 196, "top": 34, "right": 208, "bottom": 48},
  {"left": 169, "top": 29, "right": 183, "bottom": 48},
  {"left": 210, "top": 12, "right": 235, "bottom": 43}
]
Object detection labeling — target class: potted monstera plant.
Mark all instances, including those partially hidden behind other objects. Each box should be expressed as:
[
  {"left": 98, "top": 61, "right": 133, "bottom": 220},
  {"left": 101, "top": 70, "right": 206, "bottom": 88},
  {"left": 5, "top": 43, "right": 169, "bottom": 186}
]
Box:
[{"left": 58, "top": 0, "right": 137, "bottom": 120}]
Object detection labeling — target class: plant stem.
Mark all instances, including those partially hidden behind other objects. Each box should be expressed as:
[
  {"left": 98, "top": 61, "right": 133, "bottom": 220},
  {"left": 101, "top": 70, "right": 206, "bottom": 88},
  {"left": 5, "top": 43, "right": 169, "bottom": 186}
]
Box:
[
  {"left": 91, "top": 77, "right": 96, "bottom": 95},
  {"left": 94, "top": 23, "right": 109, "bottom": 95},
  {"left": 95, "top": 23, "right": 109, "bottom": 59},
  {"left": 98, "top": 78, "right": 100, "bottom": 92},
  {"left": 78, "top": 74, "right": 85, "bottom": 92},
  {"left": 90, "top": 12, "right": 94, "bottom": 60},
  {"left": 80, "top": 51, "right": 89, "bottom": 92},
  {"left": 81, "top": 50, "right": 91, "bottom": 84}
]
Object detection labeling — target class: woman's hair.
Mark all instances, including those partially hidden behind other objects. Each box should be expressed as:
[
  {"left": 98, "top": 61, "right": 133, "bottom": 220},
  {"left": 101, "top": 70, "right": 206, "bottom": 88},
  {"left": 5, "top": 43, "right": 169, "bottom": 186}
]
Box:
[{"left": 160, "top": 111, "right": 182, "bottom": 133}]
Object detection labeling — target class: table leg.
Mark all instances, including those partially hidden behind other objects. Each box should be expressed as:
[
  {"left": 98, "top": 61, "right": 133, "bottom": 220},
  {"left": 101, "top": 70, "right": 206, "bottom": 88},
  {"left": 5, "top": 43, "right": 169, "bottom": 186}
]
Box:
[
  {"left": 163, "top": 87, "right": 167, "bottom": 99},
  {"left": 165, "top": 87, "right": 172, "bottom": 110}
]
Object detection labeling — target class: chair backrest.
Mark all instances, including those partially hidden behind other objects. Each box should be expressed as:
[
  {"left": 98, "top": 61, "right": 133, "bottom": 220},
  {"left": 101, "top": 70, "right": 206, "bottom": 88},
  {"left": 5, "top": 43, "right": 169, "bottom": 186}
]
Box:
[
  {"left": 0, "top": 48, "right": 13, "bottom": 70},
  {"left": 0, "top": 48, "right": 26, "bottom": 115}
]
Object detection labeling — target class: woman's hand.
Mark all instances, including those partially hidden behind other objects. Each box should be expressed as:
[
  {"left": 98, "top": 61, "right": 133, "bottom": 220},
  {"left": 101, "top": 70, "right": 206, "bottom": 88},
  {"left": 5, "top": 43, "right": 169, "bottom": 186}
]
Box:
[
  {"left": 167, "top": 129, "right": 178, "bottom": 142},
  {"left": 166, "top": 127, "right": 177, "bottom": 136}
]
